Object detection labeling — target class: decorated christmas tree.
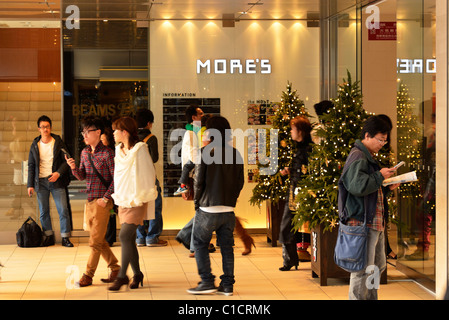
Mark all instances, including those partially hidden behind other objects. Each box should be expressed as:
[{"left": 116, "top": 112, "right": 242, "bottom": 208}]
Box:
[
  {"left": 396, "top": 81, "right": 424, "bottom": 199},
  {"left": 250, "top": 82, "right": 311, "bottom": 207},
  {"left": 292, "top": 71, "right": 393, "bottom": 232}
]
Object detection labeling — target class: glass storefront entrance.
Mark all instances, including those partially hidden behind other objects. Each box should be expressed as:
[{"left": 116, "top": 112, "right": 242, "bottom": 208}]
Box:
[
  {"left": 322, "top": 0, "right": 436, "bottom": 290},
  {"left": 62, "top": 18, "right": 149, "bottom": 231},
  {"left": 395, "top": 0, "right": 436, "bottom": 289}
]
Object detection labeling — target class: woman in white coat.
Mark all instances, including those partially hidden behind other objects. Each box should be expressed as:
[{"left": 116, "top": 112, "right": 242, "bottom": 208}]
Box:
[{"left": 109, "top": 116, "right": 157, "bottom": 291}]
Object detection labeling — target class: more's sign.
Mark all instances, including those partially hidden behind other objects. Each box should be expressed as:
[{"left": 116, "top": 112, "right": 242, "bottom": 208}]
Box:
[
  {"left": 197, "top": 59, "right": 271, "bottom": 74},
  {"left": 397, "top": 58, "right": 436, "bottom": 74}
]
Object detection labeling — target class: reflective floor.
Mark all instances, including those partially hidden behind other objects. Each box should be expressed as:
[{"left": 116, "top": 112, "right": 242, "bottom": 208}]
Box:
[{"left": 0, "top": 235, "right": 435, "bottom": 300}]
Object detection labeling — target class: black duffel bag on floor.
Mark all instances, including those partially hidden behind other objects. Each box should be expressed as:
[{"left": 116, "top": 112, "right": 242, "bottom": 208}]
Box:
[{"left": 16, "top": 216, "right": 43, "bottom": 247}]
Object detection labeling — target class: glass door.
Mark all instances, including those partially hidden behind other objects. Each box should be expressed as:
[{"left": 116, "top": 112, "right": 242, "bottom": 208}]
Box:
[{"left": 395, "top": 0, "right": 436, "bottom": 290}]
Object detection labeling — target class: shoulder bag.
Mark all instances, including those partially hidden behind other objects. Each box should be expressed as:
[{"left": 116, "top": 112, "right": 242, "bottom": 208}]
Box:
[{"left": 334, "top": 215, "right": 368, "bottom": 273}]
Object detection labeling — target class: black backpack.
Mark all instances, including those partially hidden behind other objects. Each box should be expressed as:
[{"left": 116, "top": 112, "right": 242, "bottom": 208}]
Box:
[{"left": 16, "top": 217, "right": 43, "bottom": 247}]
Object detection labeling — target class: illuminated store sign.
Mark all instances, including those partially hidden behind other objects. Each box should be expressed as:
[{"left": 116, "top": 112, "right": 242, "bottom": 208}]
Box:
[
  {"left": 72, "top": 103, "right": 136, "bottom": 117},
  {"left": 197, "top": 59, "right": 271, "bottom": 74},
  {"left": 397, "top": 58, "right": 436, "bottom": 74}
]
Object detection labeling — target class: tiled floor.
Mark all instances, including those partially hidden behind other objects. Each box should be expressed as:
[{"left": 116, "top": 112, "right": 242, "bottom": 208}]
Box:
[{"left": 0, "top": 235, "right": 435, "bottom": 300}]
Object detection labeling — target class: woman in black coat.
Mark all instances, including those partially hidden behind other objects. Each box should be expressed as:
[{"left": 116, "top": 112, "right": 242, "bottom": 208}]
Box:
[{"left": 279, "top": 115, "right": 313, "bottom": 271}]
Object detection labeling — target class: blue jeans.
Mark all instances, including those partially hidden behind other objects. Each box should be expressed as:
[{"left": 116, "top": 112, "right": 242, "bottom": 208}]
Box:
[
  {"left": 36, "top": 178, "right": 71, "bottom": 237},
  {"left": 349, "top": 228, "right": 386, "bottom": 300},
  {"left": 192, "top": 208, "right": 235, "bottom": 288},
  {"left": 176, "top": 217, "right": 195, "bottom": 251},
  {"left": 137, "top": 180, "right": 162, "bottom": 244}
]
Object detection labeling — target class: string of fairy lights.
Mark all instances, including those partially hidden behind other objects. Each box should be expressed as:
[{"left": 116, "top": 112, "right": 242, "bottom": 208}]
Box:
[{"left": 396, "top": 82, "right": 424, "bottom": 199}]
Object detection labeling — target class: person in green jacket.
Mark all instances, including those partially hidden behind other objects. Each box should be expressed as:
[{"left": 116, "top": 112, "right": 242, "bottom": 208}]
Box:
[{"left": 338, "top": 115, "right": 400, "bottom": 300}]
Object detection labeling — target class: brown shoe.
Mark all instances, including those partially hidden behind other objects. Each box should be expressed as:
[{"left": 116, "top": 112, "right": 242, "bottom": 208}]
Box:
[
  {"left": 77, "top": 273, "right": 93, "bottom": 287},
  {"left": 100, "top": 269, "right": 120, "bottom": 283}
]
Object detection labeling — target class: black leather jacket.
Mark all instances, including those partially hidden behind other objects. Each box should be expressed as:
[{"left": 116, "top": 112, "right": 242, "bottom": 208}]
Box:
[
  {"left": 194, "top": 146, "right": 244, "bottom": 209},
  {"left": 290, "top": 139, "right": 312, "bottom": 187},
  {"left": 27, "top": 133, "right": 71, "bottom": 191}
]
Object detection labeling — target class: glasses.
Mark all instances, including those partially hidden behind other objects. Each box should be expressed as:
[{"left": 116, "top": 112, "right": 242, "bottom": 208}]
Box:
[
  {"left": 82, "top": 128, "right": 98, "bottom": 136},
  {"left": 375, "top": 138, "right": 388, "bottom": 145},
  {"left": 39, "top": 125, "right": 50, "bottom": 130}
]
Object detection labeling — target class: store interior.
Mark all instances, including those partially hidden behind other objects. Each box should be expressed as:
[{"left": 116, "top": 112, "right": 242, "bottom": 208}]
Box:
[{"left": 0, "top": 0, "right": 438, "bottom": 294}]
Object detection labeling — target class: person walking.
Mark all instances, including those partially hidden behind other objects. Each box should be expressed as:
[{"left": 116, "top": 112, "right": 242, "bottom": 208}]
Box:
[
  {"left": 187, "top": 116, "right": 244, "bottom": 296},
  {"left": 108, "top": 117, "right": 158, "bottom": 291},
  {"left": 27, "top": 115, "right": 73, "bottom": 247},
  {"left": 173, "top": 105, "right": 203, "bottom": 195},
  {"left": 66, "top": 115, "right": 120, "bottom": 287}
]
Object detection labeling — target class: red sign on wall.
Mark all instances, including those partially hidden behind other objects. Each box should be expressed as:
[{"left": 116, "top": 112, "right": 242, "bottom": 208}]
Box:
[{"left": 368, "top": 22, "right": 397, "bottom": 41}]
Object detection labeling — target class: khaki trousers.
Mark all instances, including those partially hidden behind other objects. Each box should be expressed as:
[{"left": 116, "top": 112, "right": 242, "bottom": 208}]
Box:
[{"left": 85, "top": 199, "right": 120, "bottom": 278}]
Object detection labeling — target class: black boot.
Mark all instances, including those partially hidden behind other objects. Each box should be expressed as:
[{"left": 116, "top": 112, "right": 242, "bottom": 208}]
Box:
[
  {"left": 62, "top": 237, "right": 74, "bottom": 247},
  {"left": 279, "top": 243, "right": 299, "bottom": 271}
]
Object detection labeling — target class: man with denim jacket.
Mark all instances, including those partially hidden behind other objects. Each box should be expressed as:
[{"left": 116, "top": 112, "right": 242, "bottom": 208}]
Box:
[{"left": 338, "top": 115, "right": 399, "bottom": 300}]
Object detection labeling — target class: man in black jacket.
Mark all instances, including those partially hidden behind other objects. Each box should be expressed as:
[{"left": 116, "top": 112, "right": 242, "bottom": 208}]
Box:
[
  {"left": 27, "top": 115, "right": 73, "bottom": 247},
  {"left": 187, "top": 116, "right": 244, "bottom": 296}
]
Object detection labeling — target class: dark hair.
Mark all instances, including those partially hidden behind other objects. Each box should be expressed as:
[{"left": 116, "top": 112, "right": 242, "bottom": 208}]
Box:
[
  {"left": 206, "top": 115, "right": 231, "bottom": 146},
  {"left": 113, "top": 116, "right": 139, "bottom": 148},
  {"left": 290, "top": 116, "right": 312, "bottom": 143},
  {"left": 360, "top": 115, "right": 391, "bottom": 140},
  {"left": 81, "top": 115, "right": 105, "bottom": 134},
  {"left": 201, "top": 114, "right": 213, "bottom": 127},
  {"left": 102, "top": 127, "right": 115, "bottom": 149},
  {"left": 37, "top": 115, "right": 52, "bottom": 128},
  {"left": 136, "top": 108, "right": 154, "bottom": 128},
  {"left": 377, "top": 114, "right": 392, "bottom": 130},
  {"left": 377, "top": 114, "right": 392, "bottom": 148},
  {"left": 314, "top": 100, "right": 333, "bottom": 117},
  {"left": 185, "top": 105, "right": 199, "bottom": 124}
]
